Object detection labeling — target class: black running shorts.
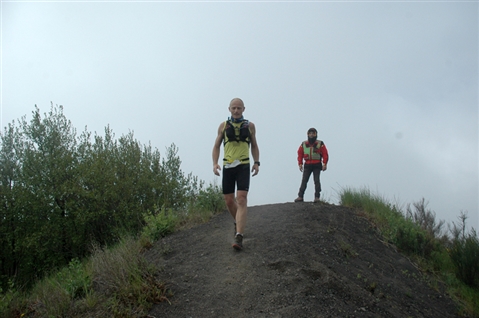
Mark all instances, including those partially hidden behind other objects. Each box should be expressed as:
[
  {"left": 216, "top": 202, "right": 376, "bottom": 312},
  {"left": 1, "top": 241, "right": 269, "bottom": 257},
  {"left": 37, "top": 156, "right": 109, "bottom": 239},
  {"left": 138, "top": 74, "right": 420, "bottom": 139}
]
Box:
[{"left": 222, "top": 163, "right": 250, "bottom": 194}]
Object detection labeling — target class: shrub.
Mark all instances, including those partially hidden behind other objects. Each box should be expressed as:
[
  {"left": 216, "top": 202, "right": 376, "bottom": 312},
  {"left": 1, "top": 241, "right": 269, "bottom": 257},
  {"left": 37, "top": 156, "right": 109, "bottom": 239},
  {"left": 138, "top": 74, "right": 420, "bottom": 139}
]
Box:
[
  {"left": 56, "top": 258, "right": 92, "bottom": 300},
  {"left": 141, "top": 206, "right": 179, "bottom": 242},
  {"left": 0, "top": 281, "right": 24, "bottom": 318},
  {"left": 340, "top": 187, "right": 479, "bottom": 315},
  {"left": 193, "top": 182, "right": 225, "bottom": 213},
  {"left": 90, "top": 237, "right": 169, "bottom": 316},
  {"left": 449, "top": 215, "right": 479, "bottom": 288},
  {"left": 405, "top": 198, "right": 446, "bottom": 241}
]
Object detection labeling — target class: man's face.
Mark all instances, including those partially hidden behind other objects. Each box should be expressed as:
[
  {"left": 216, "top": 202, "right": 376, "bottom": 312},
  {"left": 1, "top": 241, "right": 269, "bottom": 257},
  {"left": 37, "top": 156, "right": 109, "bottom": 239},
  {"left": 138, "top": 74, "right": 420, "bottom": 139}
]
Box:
[
  {"left": 229, "top": 100, "right": 245, "bottom": 119},
  {"left": 308, "top": 131, "right": 317, "bottom": 138}
]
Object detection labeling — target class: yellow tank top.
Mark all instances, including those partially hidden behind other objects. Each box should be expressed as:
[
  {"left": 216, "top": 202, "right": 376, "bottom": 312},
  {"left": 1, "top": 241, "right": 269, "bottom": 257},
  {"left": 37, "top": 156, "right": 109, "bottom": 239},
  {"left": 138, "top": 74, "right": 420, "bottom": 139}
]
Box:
[{"left": 223, "top": 121, "right": 250, "bottom": 165}]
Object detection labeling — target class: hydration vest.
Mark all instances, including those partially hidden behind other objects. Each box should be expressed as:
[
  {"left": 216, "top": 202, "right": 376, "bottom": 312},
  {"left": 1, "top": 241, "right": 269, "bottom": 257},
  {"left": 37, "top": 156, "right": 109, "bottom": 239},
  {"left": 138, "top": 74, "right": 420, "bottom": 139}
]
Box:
[
  {"left": 302, "top": 140, "right": 323, "bottom": 161},
  {"left": 223, "top": 119, "right": 250, "bottom": 145}
]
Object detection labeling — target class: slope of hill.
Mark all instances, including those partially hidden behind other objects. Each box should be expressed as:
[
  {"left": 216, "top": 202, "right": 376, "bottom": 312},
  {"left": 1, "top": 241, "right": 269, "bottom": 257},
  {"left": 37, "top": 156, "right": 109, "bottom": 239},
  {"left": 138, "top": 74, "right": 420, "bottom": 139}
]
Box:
[{"left": 144, "top": 202, "right": 458, "bottom": 317}]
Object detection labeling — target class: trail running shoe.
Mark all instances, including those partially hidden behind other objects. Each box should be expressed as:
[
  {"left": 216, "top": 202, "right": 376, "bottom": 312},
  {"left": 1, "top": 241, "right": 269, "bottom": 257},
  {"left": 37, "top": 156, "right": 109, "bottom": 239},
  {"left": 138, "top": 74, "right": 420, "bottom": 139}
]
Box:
[
  {"left": 233, "top": 234, "right": 243, "bottom": 250},
  {"left": 294, "top": 197, "right": 304, "bottom": 202}
]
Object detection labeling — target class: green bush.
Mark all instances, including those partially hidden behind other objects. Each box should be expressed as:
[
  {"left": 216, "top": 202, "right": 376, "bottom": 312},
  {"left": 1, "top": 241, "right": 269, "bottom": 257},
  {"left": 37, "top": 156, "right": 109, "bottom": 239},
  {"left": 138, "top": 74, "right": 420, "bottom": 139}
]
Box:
[
  {"left": 0, "top": 281, "right": 23, "bottom": 318},
  {"left": 450, "top": 229, "right": 479, "bottom": 288},
  {"left": 395, "top": 220, "right": 438, "bottom": 258},
  {"left": 56, "top": 258, "right": 92, "bottom": 300},
  {"left": 141, "top": 207, "right": 179, "bottom": 242},
  {"left": 0, "top": 104, "right": 206, "bottom": 290},
  {"left": 90, "top": 237, "right": 168, "bottom": 316},
  {"left": 193, "top": 182, "right": 225, "bottom": 213},
  {"left": 340, "top": 186, "right": 479, "bottom": 315}
]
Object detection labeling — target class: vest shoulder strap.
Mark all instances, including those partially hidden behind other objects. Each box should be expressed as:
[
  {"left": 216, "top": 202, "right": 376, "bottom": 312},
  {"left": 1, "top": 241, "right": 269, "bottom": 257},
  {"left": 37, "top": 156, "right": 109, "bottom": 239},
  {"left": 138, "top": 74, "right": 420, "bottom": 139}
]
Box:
[
  {"left": 224, "top": 119, "right": 250, "bottom": 144},
  {"left": 302, "top": 140, "right": 323, "bottom": 150}
]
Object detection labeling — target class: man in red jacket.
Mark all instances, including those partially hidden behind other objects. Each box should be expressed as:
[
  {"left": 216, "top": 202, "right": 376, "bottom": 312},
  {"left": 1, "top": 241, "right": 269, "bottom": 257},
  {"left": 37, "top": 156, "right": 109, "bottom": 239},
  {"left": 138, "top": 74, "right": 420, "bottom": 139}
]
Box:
[{"left": 295, "top": 128, "right": 329, "bottom": 203}]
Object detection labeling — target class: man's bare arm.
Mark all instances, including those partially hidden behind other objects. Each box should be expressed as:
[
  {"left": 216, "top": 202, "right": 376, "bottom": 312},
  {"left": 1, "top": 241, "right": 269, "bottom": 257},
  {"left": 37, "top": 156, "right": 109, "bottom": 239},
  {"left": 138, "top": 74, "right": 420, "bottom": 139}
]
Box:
[
  {"left": 249, "top": 122, "right": 260, "bottom": 176},
  {"left": 212, "top": 122, "right": 224, "bottom": 176}
]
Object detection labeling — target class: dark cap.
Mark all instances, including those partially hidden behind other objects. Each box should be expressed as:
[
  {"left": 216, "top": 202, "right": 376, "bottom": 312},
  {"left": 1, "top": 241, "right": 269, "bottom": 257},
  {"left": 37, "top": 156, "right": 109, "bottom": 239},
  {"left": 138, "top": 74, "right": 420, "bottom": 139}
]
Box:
[{"left": 307, "top": 128, "right": 317, "bottom": 134}]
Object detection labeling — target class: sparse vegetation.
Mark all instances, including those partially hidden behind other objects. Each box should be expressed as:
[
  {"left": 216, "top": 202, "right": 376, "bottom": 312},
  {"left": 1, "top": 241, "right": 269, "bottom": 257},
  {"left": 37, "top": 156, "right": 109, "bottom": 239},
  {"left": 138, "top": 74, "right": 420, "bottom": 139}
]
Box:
[
  {"left": 340, "top": 186, "right": 479, "bottom": 316},
  {"left": 339, "top": 239, "right": 358, "bottom": 258}
]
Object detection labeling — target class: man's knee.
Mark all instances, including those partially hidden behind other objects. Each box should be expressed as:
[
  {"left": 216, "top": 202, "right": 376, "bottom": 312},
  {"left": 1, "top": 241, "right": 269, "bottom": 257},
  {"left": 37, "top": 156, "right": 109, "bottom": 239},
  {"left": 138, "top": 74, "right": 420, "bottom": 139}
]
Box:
[
  {"left": 236, "top": 191, "right": 248, "bottom": 206},
  {"left": 224, "top": 194, "right": 235, "bottom": 206},
  {"left": 236, "top": 197, "right": 247, "bottom": 207}
]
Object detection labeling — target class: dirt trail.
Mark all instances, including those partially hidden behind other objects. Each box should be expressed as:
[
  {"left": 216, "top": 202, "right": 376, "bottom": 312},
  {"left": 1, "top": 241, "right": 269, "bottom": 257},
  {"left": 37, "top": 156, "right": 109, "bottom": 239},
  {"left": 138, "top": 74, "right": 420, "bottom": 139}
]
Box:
[{"left": 144, "top": 202, "right": 458, "bottom": 318}]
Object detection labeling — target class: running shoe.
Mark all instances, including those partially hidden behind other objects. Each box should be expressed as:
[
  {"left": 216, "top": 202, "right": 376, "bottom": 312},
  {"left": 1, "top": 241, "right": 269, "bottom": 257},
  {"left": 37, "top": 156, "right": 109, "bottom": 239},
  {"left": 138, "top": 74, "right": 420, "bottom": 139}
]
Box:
[{"left": 233, "top": 233, "right": 243, "bottom": 250}]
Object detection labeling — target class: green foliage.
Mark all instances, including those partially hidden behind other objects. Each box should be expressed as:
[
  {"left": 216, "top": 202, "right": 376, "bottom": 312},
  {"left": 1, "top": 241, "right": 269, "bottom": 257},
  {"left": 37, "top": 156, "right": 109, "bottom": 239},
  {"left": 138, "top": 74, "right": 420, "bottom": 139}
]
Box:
[
  {"left": 449, "top": 213, "right": 479, "bottom": 289},
  {"left": 393, "top": 218, "right": 439, "bottom": 259},
  {"left": 340, "top": 186, "right": 479, "bottom": 316},
  {"left": 340, "top": 187, "right": 442, "bottom": 258},
  {"left": 139, "top": 182, "right": 225, "bottom": 247},
  {"left": 0, "top": 103, "right": 227, "bottom": 316},
  {"left": 192, "top": 181, "right": 225, "bottom": 213},
  {"left": 56, "top": 258, "right": 92, "bottom": 300},
  {"left": 406, "top": 198, "right": 446, "bottom": 238},
  {"left": 1, "top": 258, "right": 92, "bottom": 318},
  {"left": 0, "top": 103, "right": 211, "bottom": 291},
  {"left": 2, "top": 179, "right": 223, "bottom": 317},
  {"left": 89, "top": 237, "right": 168, "bottom": 317},
  {"left": 0, "top": 280, "right": 23, "bottom": 318},
  {"left": 141, "top": 207, "right": 179, "bottom": 242},
  {"left": 28, "top": 276, "right": 72, "bottom": 317},
  {"left": 450, "top": 233, "right": 479, "bottom": 288}
]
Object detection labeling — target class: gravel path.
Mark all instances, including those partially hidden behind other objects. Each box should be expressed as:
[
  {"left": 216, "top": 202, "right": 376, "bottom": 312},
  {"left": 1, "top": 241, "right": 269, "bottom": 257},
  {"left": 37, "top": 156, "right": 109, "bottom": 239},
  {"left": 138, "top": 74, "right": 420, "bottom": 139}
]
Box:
[{"left": 144, "top": 202, "right": 458, "bottom": 318}]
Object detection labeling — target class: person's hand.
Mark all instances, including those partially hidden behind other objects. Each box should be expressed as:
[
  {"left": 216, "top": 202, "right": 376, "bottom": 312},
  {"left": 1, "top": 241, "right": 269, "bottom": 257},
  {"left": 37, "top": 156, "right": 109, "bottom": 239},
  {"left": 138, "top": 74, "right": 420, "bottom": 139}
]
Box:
[
  {"left": 322, "top": 164, "right": 327, "bottom": 171},
  {"left": 213, "top": 164, "right": 221, "bottom": 176},
  {"left": 299, "top": 164, "right": 303, "bottom": 172},
  {"left": 251, "top": 163, "right": 259, "bottom": 176}
]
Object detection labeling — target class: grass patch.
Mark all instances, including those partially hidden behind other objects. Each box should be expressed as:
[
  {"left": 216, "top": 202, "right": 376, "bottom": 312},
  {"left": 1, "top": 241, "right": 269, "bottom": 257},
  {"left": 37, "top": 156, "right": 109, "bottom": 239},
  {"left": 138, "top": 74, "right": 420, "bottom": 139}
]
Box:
[
  {"left": 340, "top": 186, "right": 479, "bottom": 317},
  {"left": 90, "top": 237, "right": 171, "bottom": 317},
  {"left": 339, "top": 239, "right": 358, "bottom": 258}
]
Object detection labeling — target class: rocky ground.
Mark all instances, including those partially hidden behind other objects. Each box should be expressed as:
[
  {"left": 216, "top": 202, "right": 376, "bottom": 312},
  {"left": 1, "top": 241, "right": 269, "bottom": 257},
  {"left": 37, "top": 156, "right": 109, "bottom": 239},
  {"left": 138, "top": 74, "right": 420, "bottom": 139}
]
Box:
[{"left": 144, "top": 202, "right": 459, "bottom": 318}]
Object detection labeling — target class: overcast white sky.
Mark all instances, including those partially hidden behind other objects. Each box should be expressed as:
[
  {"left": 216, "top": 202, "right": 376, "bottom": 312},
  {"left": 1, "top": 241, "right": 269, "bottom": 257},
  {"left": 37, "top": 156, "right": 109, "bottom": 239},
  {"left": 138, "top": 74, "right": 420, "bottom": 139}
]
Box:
[{"left": 2, "top": 1, "right": 478, "bottom": 231}]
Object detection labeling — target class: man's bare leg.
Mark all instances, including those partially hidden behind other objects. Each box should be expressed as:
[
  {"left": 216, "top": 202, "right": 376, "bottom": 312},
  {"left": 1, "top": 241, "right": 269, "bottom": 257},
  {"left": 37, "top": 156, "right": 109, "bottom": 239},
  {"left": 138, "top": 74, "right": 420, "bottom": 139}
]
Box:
[
  {"left": 224, "top": 193, "right": 237, "bottom": 220},
  {"left": 235, "top": 190, "right": 248, "bottom": 234}
]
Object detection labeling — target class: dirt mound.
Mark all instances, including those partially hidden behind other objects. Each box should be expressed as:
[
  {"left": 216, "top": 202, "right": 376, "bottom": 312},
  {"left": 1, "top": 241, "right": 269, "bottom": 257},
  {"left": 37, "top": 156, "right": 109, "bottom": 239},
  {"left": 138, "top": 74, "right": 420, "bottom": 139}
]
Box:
[{"left": 144, "top": 202, "right": 458, "bottom": 317}]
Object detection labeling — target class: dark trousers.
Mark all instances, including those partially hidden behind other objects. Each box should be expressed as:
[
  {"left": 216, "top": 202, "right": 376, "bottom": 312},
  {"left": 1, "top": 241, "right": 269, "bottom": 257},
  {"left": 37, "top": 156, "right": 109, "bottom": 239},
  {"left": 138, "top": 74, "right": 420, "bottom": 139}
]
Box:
[{"left": 298, "top": 163, "right": 322, "bottom": 198}]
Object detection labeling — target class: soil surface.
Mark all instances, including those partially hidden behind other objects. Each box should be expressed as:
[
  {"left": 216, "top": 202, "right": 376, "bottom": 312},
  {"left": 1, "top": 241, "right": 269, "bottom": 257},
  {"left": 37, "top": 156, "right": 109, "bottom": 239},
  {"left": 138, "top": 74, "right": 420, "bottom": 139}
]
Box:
[{"left": 144, "top": 202, "right": 459, "bottom": 318}]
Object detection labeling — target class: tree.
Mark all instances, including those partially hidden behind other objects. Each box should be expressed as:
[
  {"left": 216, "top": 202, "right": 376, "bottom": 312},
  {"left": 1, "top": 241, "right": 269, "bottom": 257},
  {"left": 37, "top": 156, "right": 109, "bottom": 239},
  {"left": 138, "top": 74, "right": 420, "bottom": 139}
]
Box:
[
  {"left": 0, "top": 103, "right": 205, "bottom": 291},
  {"left": 0, "top": 122, "right": 25, "bottom": 290}
]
